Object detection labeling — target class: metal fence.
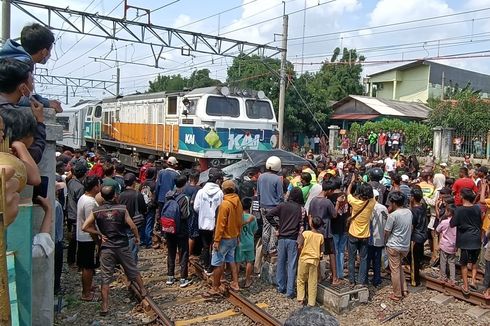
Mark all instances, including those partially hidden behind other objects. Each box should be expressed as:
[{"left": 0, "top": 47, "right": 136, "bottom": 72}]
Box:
[{"left": 450, "top": 130, "right": 488, "bottom": 158}]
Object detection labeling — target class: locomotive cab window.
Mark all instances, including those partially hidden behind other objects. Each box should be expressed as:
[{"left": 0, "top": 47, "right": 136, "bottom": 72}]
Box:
[
  {"left": 56, "top": 117, "right": 70, "bottom": 131},
  {"left": 168, "top": 96, "right": 177, "bottom": 115},
  {"left": 94, "top": 105, "right": 102, "bottom": 118},
  {"left": 245, "top": 100, "right": 273, "bottom": 119},
  {"left": 206, "top": 96, "right": 240, "bottom": 117}
]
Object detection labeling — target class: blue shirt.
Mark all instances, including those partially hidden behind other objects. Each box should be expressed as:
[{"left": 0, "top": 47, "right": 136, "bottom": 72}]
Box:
[{"left": 257, "top": 172, "right": 283, "bottom": 208}]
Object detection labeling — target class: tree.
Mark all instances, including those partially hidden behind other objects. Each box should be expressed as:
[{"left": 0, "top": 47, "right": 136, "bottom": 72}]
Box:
[
  {"left": 187, "top": 69, "right": 221, "bottom": 88},
  {"left": 148, "top": 69, "right": 222, "bottom": 93},
  {"left": 148, "top": 74, "right": 187, "bottom": 93},
  {"left": 428, "top": 94, "right": 490, "bottom": 134}
]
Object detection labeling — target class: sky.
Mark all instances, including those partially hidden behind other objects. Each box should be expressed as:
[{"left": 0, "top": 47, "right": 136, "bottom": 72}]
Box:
[{"left": 5, "top": 0, "right": 490, "bottom": 105}]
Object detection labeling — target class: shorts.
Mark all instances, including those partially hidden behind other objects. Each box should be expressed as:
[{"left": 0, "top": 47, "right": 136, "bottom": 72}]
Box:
[
  {"left": 459, "top": 249, "right": 480, "bottom": 265},
  {"left": 324, "top": 237, "right": 334, "bottom": 255},
  {"left": 211, "top": 238, "right": 238, "bottom": 266},
  {"left": 235, "top": 250, "right": 255, "bottom": 263},
  {"left": 100, "top": 246, "right": 139, "bottom": 285},
  {"left": 76, "top": 241, "right": 99, "bottom": 269},
  {"left": 341, "top": 148, "right": 349, "bottom": 155}
]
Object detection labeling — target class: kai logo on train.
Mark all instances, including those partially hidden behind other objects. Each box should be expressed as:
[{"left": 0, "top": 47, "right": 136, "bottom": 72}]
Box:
[{"left": 228, "top": 132, "right": 261, "bottom": 150}]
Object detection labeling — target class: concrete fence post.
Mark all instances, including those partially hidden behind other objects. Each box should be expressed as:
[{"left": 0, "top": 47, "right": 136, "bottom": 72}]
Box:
[
  {"left": 328, "top": 125, "right": 340, "bottom": 153},
  {"left": 432, "top": 127, "right": 443, "bottom": 161},
  {"left": 31, "top": 108, "right": 62, "bottom": 325},
  {"left": 441, "top": 127, "right": 455, "bottom": 163}
]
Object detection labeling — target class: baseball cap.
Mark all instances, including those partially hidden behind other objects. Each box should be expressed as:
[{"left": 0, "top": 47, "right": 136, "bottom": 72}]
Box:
[
  {"left": 123, "top": 172, "right": 136, "bottom": 186},
  {"left": 167, "top": 156, "right": 178, "bottom": 165},
  {"left": 222, "top": 180, "right": 236, "bottom": 191},
  {"left": 401, "top": 175, "right": 410, "bottom": 182},
  {"left": 373, "top": 189, "right": 379, "bottom": 198}
]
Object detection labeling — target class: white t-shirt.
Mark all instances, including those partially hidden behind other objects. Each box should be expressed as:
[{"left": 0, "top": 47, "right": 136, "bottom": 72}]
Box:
[
  {"left": 384, "top": 157, "right": 396, "bottom": 172},
  {"left": 76, "top": 194, "right": 98, "bottom": 242}
]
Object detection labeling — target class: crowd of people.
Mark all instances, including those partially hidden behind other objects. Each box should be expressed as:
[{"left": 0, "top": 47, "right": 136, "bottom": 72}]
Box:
[{"left": 2, "top": 22, "right": 490, "bottom": 322}]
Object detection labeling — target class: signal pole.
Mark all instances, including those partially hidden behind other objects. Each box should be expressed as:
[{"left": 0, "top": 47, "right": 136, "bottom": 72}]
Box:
[{"left": 278, "top": 13, "right": 288, "bottom": 150}]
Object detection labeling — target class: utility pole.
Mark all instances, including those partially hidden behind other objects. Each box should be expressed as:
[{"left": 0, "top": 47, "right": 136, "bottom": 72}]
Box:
[
  {"left": 1, "top": 0, "right": 10, "bottom": 44},
  {"left": 278, "top": 14, "right": 288, "bottom": 150},
  {"left": 116, "top": 67, "right": 121, "bottom": 96},
  {"left": 441, "top": 71, "right": 445, "bottom": 100}
]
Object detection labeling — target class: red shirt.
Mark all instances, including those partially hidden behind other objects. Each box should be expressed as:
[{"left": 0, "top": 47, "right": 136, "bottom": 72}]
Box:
[
  {"left": 452, "top": 177, "right": 478, "bottom": 206},
  {"left": 139, "top": 162, "right": 153, "bottom": 183},
  {"left": 379, "top": 133, "right": 387, "bottom": 145}
]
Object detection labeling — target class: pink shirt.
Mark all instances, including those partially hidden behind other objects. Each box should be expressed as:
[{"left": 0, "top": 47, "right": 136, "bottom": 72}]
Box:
[{"left": 436, "top": 217, "right": 457, "bottom": 254}]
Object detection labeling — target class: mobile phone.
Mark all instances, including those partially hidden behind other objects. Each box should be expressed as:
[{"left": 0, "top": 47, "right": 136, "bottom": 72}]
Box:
[{"left": 32, "top": 176, "right": 49, "bottom": 203}]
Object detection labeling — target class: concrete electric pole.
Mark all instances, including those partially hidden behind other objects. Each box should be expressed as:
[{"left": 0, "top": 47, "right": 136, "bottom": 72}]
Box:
[
  {"left": 1, "top": 0, "right": 10, "bottom": 43},
  {"left": 278, "top": 14, "right": 288, "bottom": 150}
]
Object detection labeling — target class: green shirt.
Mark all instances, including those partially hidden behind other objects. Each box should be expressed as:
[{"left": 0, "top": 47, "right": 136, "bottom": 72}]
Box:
[
  {"left": 102, "top": 177, "right": 121, "bottom": 194},
  {"left": 369, "top": 133, "right": 378, "bottom": 144},
  {"left": 237, "top": 213, "right": 258, "bottom": 252}
]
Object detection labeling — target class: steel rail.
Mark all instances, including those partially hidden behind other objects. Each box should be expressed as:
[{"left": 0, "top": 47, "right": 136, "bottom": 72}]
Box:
[
  {"left": 421, "top": 272, "right": 490, "bottom": 307},
  {"left": 190, "top": 261, "right": 282, "bottom": 326},
  {"left": 129, "top": 282, "right": 174, "bottom": 326}
]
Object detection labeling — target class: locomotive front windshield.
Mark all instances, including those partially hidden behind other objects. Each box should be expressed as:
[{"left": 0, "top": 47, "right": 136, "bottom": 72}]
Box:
[
  {"left": 206, "top": 96, "right": 240, "bottom": 117},
  {"left": 245, "top": 100, "right": 273, "bottom": 119}
]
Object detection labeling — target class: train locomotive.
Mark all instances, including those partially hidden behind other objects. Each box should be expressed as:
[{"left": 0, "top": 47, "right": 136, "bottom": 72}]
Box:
[{"left": 56, "top": 86, "right": 279, "bottom": 170}]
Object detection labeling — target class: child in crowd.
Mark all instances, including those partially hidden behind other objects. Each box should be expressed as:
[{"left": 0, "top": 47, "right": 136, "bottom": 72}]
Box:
[
  {"left": 450, "top": 188, "right": 482, "bottom": 295},
  {"left": 235, "top": 198, "right": 258, "bottom": 288},
  {"left": 436, "top": 203, "right": 457, "bottom": 285},
  {"left": 297, "top": 216, "right": 324, "bottom": 306}
]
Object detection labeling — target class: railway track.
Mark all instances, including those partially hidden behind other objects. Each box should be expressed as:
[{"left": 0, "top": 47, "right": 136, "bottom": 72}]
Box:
[
  {"left": 190, "top": 260, "right": 283, "bottom": 326},
  {"left": 402, "top": 266, "right": 490, "bottom": 308},
  {"left": 125, "top": 252, "right": 283, "bottom": 326}
]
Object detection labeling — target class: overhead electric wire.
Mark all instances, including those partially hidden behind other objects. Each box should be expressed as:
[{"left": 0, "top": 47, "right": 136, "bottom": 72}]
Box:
[
  {"left": 219, "top": 0, "right": 338, "bottom": 36},
  {"left": 286, "top": 6, "right": 490, "bottom": 42},
  {"left": 286, "top": 15, "right": 490, "bottom": 48},
  {"left": 50, "top": 0, "right": 124, "bottom": 72}
]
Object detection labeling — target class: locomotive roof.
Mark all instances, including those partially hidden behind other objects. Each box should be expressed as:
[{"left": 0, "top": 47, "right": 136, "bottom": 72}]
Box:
[{"left": 101, "top": 86, "right": 268, "bottom": 103}]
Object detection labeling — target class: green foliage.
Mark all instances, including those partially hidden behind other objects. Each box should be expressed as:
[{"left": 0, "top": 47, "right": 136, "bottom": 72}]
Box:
[
  {"left": 148, "top": 69, "right": 221, "bottom": 93},
  {"left": 148, "top": 74, "right": 187, "bottom": 93},
  {"left": 428, "top": 95, "right": 490, "bottom": 133},
  {"left": 349, "top": 119, "right": 432, "bottom": 154}
]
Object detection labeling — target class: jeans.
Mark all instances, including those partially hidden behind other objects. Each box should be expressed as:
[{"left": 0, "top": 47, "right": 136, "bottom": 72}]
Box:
[
  {"left": 167, "top": 234, "right": 189, "bottom": 279},
  {"left": 277, "top": 238, "right": 298, "bottom": 296},
  {"left": 348, "top": 235, "right": 369, "bottom": 285},
  {"left": 67, "top": 219, "right": 77, "bottom": 265},
  {"left": 142, "top": 209, "right": 155, "bottom": 247},
  {"left": 332, "top": 233, "right": 348, "bottom": 279},
  {"left": 367, "top": 245, "right": 383, "bottom": 286},
  {"left": 199, "top": 230, "right": 214, "bottom": 271},
  {"left": 54, "top": 241, "right": 63, "bottom": 293},
  {"left": 410, "top": 241, "right": 424, "bottom": 286}
]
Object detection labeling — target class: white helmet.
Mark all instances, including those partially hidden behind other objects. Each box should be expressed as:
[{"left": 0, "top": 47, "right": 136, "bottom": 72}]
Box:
[{"left": 266, "top": 156, "right": 282, "bottom": 172}]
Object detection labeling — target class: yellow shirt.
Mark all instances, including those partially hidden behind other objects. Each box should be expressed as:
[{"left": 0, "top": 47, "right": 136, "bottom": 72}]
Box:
[
  {"left": 299, "top": 230, "right": 324, "bottom": 266},
  {"left": 483, "top": 199, "right": 490, "bottom": 232},
  {"left": 347, "top": 194, "right": 376, "bottom": 238}
]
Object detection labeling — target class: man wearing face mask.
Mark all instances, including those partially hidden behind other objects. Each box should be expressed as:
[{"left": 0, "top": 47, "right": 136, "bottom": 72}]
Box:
[
  {"left": 0, "top": 58, "right": 47, "bottom": 163},
  {"left": 0, "top": 23, "right": 62, "bottom": 113}
]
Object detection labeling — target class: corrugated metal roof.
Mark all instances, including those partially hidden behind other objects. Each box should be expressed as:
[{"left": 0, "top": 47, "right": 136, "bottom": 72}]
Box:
[
  {"left": 332, "top": 95, "right": 431, "bottom": 119},
  {"left": 331, "top": 113, "right": 379, "bottom": 120}
]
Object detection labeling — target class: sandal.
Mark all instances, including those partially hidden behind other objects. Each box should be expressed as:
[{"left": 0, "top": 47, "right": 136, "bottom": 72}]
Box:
[
  {"left": 461, "top": 286, "right": 470, "bottom": 296},
  {"left": 469, "top": 284, "right": 478, "bottom": 291},
  {"left": 229, "top": 283, "right": 240, "bottom": 291},
  {"left": 99, "top": 310, "right": 109, "bottom": 316},
  {"left": 81, "top": 293, "right": 101, "bottom": 302},
  {"left": 243, "top": 281, "right": 252, "bottom": 289}
]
